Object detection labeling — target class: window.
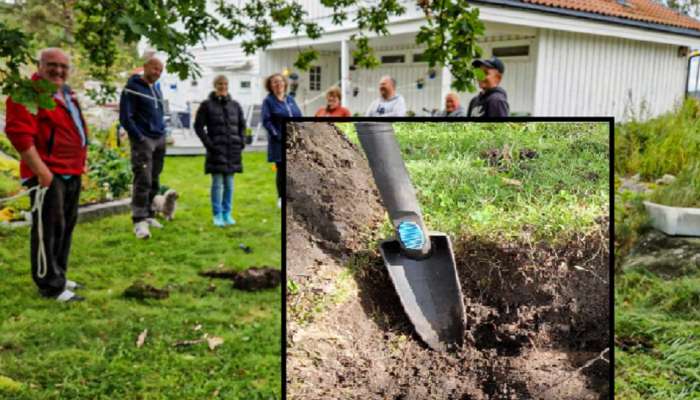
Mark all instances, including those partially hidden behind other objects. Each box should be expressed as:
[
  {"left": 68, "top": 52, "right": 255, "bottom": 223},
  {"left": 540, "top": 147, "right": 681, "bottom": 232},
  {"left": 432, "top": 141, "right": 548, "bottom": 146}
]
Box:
[
  {"left": 412, "top": 53, "right": 428, "bottom": 63},
  {"left": 309, "top": 66, "right": 321, "bottom": 91},
  {"left": 492, "top": 45, "right": 529, "bottom": 58},
  {"left": 381, "top": 54, "right": 405, "bottom": 64},
  {"left": 240, "top": 80, "right": 251, "bottom": 89}
]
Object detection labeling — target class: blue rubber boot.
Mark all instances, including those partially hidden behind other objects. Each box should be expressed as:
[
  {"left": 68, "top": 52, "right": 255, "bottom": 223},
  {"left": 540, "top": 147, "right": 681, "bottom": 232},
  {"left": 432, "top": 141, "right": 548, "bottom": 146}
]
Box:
[
  {"left": 213, "top": 213, "right": 226, "bottom": 227},
  {"left": 223, "top": 213, "right": 236, "bottom": 226}
]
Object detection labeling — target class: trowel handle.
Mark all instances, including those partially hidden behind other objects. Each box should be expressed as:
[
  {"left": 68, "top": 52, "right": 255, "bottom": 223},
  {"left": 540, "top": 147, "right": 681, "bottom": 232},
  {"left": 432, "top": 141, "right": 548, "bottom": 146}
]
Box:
[{"left": 355, "top": 122, "right": 431, "bottom": 258}]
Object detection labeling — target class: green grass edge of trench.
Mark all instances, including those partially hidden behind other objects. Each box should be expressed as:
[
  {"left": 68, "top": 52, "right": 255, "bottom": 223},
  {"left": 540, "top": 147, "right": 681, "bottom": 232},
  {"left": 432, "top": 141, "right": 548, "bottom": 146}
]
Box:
[{"left": 0, "top": 154, "right": 282, "bottom": 400}]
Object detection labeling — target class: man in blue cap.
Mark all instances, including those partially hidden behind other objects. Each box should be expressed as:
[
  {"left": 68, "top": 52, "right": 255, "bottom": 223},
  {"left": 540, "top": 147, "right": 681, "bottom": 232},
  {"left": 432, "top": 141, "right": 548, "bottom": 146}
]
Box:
[{"left": 467, "top": 57, "right": 510, "bottom": 118}]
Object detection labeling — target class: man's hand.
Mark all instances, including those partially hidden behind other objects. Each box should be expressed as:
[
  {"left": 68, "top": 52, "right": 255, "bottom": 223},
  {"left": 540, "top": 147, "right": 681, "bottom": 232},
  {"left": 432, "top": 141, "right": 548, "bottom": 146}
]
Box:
[
  {"left": 19, "top": 146, "right": 53, "bottom": 187},
  {"left": 38, "top": 170, "right": 54, "bottom": 187}
]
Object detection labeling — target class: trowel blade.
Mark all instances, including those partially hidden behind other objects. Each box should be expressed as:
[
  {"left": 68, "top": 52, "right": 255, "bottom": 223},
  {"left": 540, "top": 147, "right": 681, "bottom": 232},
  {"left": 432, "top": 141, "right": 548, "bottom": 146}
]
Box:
[{"left": 379, "top": 233, "right": 466, "bottom": 351}]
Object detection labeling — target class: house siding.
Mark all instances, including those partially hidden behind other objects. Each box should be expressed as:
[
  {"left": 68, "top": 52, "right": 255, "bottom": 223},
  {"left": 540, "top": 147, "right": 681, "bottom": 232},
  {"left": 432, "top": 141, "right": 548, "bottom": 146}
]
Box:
[{"left": 533, "top": 29, "right": 687, "bottom": 120}]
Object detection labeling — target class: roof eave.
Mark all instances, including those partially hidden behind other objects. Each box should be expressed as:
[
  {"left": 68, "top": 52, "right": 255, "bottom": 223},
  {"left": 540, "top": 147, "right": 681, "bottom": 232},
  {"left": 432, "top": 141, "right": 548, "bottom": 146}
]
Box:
[{"left": 470, "top": 0, "right": 700, "bottom": 39}]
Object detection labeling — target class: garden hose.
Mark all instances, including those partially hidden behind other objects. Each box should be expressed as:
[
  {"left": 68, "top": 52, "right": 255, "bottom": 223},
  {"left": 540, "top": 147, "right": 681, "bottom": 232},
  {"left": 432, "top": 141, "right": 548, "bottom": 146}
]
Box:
[{"left": 0, "top": 185, "right": 50, "bottom": 278}]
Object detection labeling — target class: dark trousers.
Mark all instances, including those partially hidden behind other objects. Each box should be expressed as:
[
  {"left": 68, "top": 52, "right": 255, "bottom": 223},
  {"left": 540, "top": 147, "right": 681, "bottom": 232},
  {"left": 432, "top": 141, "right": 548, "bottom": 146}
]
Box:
[
  {"left": 131, "top": 136, "right": 166, "bottom": 222},
  {"left": 28, "top": 175, "right": 81, "bottom": 297},
  {"left": 275, "top": 161, "right": 283, "bottom": 199}
]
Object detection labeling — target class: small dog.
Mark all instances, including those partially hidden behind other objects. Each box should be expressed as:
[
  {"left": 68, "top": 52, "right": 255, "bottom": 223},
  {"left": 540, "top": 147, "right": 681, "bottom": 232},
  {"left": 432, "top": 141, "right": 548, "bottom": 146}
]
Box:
[{"left": 152, "top": 189, "right": 179, "bottom": 221}]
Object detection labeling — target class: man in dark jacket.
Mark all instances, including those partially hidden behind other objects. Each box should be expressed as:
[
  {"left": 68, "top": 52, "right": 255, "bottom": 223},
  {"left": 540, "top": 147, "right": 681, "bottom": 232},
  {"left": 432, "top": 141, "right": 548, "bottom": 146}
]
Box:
[
  {"left": 5, "top": 48, "right": 88, "bottom": 302},
  {"left": 467, "top": 57, "right": 510, "bottom": 118},
  {"left": 119, "top": 57, "right": 166, "bottom": 239}
]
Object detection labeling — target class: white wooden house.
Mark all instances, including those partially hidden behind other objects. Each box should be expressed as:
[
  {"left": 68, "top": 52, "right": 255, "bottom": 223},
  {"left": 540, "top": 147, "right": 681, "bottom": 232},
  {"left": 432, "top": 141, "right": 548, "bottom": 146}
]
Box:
[{"left": 156, "top": 0, "right": 700, "bottom": 121}]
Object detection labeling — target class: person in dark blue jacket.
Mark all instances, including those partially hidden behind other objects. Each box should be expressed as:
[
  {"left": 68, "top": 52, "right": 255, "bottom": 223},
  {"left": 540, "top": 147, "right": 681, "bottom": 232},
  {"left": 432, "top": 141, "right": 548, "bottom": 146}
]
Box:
[
  {"left": 261, "top": 73, "right": 302, "bottom": 208},
  {"left": 119, "top": 57, "right": 167, "bottom": 239}
]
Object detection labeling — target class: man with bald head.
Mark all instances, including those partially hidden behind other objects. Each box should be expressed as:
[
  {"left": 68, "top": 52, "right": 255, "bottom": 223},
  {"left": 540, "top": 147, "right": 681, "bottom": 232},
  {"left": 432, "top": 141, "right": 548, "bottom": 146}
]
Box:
[
  {"left": 5, "top": 48, "right": 88, "bottom": 302},
  {"left": 366, "top": 75, "right": 406, "bottom": 117},
  {"left": 119, "top": 57, "right": 167, "bottom": 239}
]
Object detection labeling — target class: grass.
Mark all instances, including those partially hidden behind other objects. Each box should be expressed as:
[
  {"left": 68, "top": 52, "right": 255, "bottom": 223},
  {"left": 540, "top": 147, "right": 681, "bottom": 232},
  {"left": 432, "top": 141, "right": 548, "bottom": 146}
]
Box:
[
  {"left": 615, "top": 99, "right": 700, "bottom": 180},
  {"left": 616, "top": 270, "right": 700, "bottom": 398},
  {"left": 337, "top": 121, "right": 609, "bottom": 243},
  {"left": 649, "top": 161, "right": 700, "bottom": 208},
  {"left": 615, "top": 99, "right": 700, "bottom": 398},
  {"left": 0, "top": 153, "right": 281, "bottom": 399}
]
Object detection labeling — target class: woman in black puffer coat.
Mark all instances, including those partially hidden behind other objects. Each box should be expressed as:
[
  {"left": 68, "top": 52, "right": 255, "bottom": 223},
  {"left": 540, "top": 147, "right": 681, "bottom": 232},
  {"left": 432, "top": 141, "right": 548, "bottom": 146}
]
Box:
[{"left": 194, "top": 75, "right": 247, "bottom": 227}]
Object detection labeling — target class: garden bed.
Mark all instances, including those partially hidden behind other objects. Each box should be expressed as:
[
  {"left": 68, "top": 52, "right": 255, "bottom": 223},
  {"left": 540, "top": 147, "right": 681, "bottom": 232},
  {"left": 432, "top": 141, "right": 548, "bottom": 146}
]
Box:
[
  {"left": 1, "top": 126, "right": 132, "bottom": 223},
  {"left": 286, "top": 122, "right": 610, "bottom": 399}
]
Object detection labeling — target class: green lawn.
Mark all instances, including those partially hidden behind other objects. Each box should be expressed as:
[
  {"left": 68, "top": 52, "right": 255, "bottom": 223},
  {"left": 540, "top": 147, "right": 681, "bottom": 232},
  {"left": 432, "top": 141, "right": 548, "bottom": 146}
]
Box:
[
  {"left": 616, "top": 270, "right": 700, "bottom": 398},
  {"left": 0, "top": 153, "right": 281, "bottom": 399},
  {"left": 338, "top": 121, "right": 609, "bottom": 242},
  {"left": 614, "top": 101, "right": 700, "bottom": 399}
]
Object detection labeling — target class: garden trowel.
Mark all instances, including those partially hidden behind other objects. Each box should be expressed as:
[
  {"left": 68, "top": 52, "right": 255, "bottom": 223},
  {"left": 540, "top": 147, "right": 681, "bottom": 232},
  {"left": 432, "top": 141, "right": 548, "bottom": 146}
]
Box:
[{"left": 354, "top": 122, "right": 466, "bottom": 351}]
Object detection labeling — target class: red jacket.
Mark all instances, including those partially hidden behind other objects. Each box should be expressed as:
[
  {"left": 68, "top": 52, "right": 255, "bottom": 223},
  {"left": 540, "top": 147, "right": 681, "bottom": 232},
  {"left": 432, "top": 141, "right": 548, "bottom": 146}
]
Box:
[
  {"left": 315, "top": 105, "right": 352, "bottom": 117},
  {"left": 5, "top": 75, "right": 88, "bottom": 179}
]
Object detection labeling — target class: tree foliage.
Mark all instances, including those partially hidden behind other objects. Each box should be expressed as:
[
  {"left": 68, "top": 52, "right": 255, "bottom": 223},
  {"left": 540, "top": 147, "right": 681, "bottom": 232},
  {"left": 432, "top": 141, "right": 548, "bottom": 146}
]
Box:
[
  {"left": 1, "top": 0, "right": 486, "bottom": 111},
  {"left": 662, "top": 0, "right": 700, "bottom": 17}
]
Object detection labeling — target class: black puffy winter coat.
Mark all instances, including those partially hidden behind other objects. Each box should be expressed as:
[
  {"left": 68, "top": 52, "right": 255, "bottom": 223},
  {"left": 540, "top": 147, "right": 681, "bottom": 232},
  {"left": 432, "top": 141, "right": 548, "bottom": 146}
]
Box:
[{"left": 194, "top": 92, "right": 247, "bottom": 174}]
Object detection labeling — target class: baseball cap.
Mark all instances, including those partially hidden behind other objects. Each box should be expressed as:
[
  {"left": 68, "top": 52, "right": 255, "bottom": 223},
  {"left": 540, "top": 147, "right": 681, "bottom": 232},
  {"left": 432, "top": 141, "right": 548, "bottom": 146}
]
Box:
[{"left": 472, "top": 57, "right": 505, "bottom": 74}]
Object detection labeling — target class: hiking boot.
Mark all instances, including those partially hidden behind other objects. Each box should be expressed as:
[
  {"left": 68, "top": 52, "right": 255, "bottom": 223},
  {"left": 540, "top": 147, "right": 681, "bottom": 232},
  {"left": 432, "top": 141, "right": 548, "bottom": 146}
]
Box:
[
  {"left": 146, "top": 218, "right": 163, "bottom": 229},
  {"left": 213, "top": 213, "right": 226, "bottom": 227},
  {"left": 223, "top": 213, "right": 236, "bottom": 226},
  {"left": 134, "top": 221, "right": 151, "bottom": 239}
]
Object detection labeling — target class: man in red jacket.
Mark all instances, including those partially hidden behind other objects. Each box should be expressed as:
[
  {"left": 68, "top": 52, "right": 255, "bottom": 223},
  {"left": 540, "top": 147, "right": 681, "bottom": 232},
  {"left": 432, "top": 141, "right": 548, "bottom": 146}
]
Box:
[{"left": 5, "top": 48, "right": 88, "bottom": 302}]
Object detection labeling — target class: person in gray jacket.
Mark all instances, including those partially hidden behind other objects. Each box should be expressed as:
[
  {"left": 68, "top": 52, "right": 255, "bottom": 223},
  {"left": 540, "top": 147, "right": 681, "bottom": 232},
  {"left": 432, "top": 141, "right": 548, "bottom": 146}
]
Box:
[
  {"left": 366, "top": 76, "right": 406, "bottom": 117},
  {"left": 437, "top": 93, "right": 466, "bottom": 117}
]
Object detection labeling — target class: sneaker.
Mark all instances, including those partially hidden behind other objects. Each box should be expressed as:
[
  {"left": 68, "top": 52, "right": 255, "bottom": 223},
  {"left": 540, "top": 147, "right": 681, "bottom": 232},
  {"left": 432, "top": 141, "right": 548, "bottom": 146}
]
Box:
[
  {"left": 55, "top": 289, "right": 85, "bottom": 303},
  {"left": 134, "top": 221, "right": 151, "bottom": 239},
  {"left": 65, "top": 280, "right": 84, "bottom": 290},
  {"left": 223, "top": 213, "right": 236, "bottom": 226},
  {"left": 213, "top": 214, "right": 226, "bottom": 227},
  {"left": 146, "top": 218, "right": 163, "bottom": 229}
]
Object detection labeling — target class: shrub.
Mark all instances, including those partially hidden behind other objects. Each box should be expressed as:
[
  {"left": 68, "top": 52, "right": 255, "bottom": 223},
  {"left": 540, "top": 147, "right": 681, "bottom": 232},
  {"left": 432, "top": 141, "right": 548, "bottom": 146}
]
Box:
[
  {"left": 0, "top": 134, "right": 20, "bottom": 160},
  {"left": 615, "top": 99, "right": 700, "bottom": 179},
  {"left": 86, "top": 143, "right": 132, "bottom": 200}
]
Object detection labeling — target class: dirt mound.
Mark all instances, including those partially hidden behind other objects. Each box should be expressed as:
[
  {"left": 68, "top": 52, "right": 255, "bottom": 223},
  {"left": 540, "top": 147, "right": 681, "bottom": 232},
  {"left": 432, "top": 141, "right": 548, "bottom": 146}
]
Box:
[
  {"left": 286, "top": 122, "right": 385, "bottom": 257},
  {"left": 286, "top": 122, "right": 610, "bottom": 399}
]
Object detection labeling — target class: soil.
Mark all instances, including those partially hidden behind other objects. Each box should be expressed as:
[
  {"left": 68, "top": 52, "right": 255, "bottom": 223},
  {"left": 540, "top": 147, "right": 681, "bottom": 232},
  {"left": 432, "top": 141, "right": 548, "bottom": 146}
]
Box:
[
  {"left": 123, "top": 281, "right": 170, "bottom": 300},
  {"left": 286, "top": 122, "right": 611, "bottom": 399},
  {"left": 198, "top": 266, "right": 281, "bottom": 291}
]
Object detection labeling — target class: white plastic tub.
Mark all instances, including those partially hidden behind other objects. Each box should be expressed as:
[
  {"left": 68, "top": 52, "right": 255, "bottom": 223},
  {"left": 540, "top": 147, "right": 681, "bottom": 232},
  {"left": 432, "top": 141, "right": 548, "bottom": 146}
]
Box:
[{"left": 644, "top": 201, "right": 700, "bottom": 236}]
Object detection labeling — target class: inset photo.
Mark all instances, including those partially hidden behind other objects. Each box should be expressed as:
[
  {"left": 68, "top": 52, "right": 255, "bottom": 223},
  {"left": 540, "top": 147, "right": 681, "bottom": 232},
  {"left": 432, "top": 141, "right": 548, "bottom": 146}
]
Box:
[{"left": 285, "top": 120, "right": 611, "bottom": 399}]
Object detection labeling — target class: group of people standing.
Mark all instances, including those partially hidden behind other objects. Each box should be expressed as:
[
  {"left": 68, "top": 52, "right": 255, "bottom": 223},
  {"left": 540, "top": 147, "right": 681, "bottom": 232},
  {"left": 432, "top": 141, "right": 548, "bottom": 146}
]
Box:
[
  {"left": 271, "top": 56, "right": 510, "bottom": 119},
  {"left": 4, "top": 48, "right": 509, "bottom": 303}
]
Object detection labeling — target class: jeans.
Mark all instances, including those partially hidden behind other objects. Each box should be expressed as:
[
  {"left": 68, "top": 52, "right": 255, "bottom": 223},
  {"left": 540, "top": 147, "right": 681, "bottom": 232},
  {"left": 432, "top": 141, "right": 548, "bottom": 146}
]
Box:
[{"left": 211, "top": 173, "right": 234, "bottom": 215}]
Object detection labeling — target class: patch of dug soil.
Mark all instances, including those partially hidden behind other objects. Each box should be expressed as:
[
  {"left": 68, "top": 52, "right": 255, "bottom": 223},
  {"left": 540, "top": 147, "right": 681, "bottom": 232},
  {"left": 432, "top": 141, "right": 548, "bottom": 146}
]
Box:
[
  {"left": 286, "top": 122, "right": 385, "bottom": 258},
  {"left": 286, "top": 122, "right": 610, "bottom": 399}
]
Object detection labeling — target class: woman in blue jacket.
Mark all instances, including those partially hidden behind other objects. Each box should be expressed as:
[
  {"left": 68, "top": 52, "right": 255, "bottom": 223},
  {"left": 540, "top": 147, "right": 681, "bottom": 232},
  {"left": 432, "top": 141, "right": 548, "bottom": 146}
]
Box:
[{"left": 261, "top": 73, "right": 302, "bottom": 208}]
